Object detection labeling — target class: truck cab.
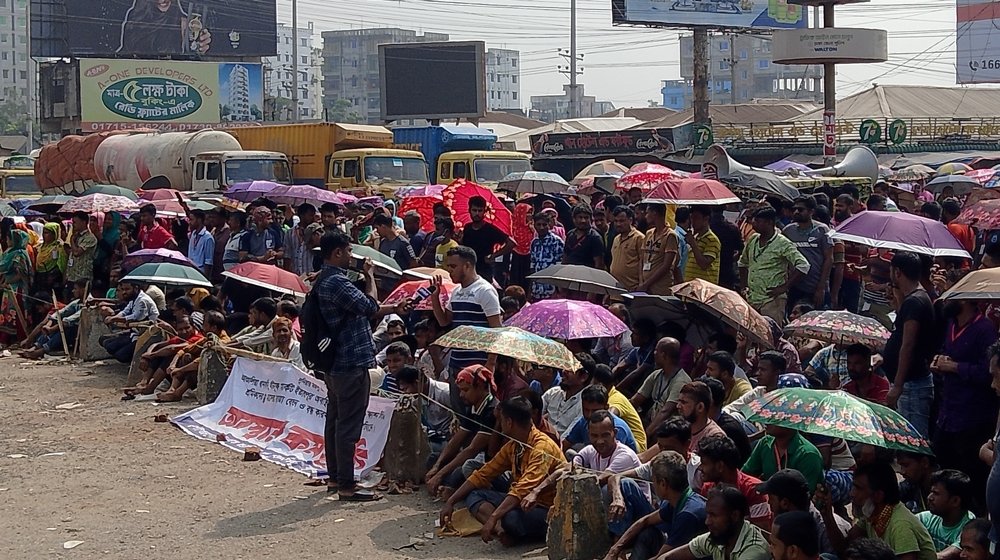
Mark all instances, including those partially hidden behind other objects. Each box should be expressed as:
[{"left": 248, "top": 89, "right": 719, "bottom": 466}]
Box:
[
  {"left": 437, "top": 151, "right": 531, "bottom": 187},
  {"left": 0, "top": 169, "right": 40, "bottom": 198},
  {"left": 328, "top": 148, "right": 429, "bottom": 197},
  {"left": 191, "top": 150, "right": 291, "bottom": 192}
]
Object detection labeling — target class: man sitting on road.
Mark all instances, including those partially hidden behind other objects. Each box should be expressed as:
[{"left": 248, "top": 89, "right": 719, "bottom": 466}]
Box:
[{"left": 101, "top": 280, "right": 160, "bottom": 363}]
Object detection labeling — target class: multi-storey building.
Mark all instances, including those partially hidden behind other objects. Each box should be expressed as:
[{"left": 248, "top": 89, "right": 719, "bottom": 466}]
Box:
[
  {"left": 486, "top": 48, "right": 520, "bottom": 111},
  {"left": 263, "top": 22, "right": 321, "bottom": 120}
]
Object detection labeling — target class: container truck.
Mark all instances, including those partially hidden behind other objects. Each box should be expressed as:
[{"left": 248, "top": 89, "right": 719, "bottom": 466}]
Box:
[
  {"left": 391, "top": 125, "right": 531, "bottom": 186},
  {"left": 35, "top": 130, "right": 290, "bottom": 194},
  {"left": 226, "top": 122, "right": 429, "bottom": 197}
]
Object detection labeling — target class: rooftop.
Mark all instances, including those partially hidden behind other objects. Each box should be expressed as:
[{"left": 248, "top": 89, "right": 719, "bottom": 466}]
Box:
[{"left": 794, "top": 84, "right": 1000, "bottom": 121}]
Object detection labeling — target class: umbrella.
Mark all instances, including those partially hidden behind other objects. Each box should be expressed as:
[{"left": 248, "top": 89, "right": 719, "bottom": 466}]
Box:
[
  {"left": 26, "top": 195, "right": 74, "bottom": 213},
  {"left": 396, "top": 184, "right": 447, "bottom": 198},
  {"left": 81, "top": 184, "right": 139, "bottom": 200},
  {"left": 953, "top": 199, "right": 1000, "bottom": 229},
  {"left": 783, "top": 310, "right": 890, "bottom": 349},
  {"left": 670, "top": 278, "right": 773, "bottom": 348},
  {"left": 122, "top": 262, "right": 212, "bottom": 288},
  {"left": 149, "top": 198, "right": 188, "bottom": 218},
  {"left": 0, "top": 203, "right": 15, "bottom": 217},
  {"left": 222, "top": 262, "right": 309, "bottom": 297},
  {"left": 573, "top": 159, "right": 629, "bottom": 181},
  {"left": 350, "top": 243, "right": 402, "bottom": 277},
  {"left": 225, "top": 180, "right": 283, "bottom": 203},
  {"left": 58, "top": 194, "right": 139, "bottom": 214},
  {"left": 722, "top": 169, "right": 800, "bottom": 201},
  {"left": 616, "top": 162, "right": 685, "bottom": 193},
  {"left": 965, "top": 168, "right": 998, "bottom": 184},
  {"left": 830, "top": 211, "right": 971, "bottom": 259},
  {"left": 642, "top": 178, "right": 741, "bottom": 206},
  {"left": 504, "top": 299, "right": 628, "bottom": 340},
  {"left": 186, "top": 200, "right": 217, "bottom": 212},
  {"left": 939, "top": 268, "right": 1000, "bottom": 300},
  {"left": 623, "top": 293, "right": 716, "bottom": 348},
  {"left": 442, "top": 179, "right": 512, "bottom": 236},
  {"left": 121, "top": 248, "right": 195, "bottom": 274},
  {"left": 138, "top": 189, "right": 187, "bottom": 202},
  {"left": 574, "top": 174, "right": 622, "bottom": 195},
  {"left": 433, "top": 325, "right": 581, "bottom": 371},
  {"left": 398, "top": 195, "right": 443, "bottom": 233},
  {"left": 265, "top": 184, "right": 356, "bottom": 206},
  {"left": 744, "top": 388, "right": 933, "bottom": 454},
  {"left": 403, "top": 267, "right": 451, "bottom": 281},
  {"left": 936, "top": 162, "right": 972, "bottom": 175},
  {"left": 526, "top": 263, "right": 626, "bottom": 296},
  {"left": 764, "top": 159, "right": 811, "bottom": 173},
  {"left": 889, "top": 165, "right": 934, "bottom": 182},
  {"left": 381, "top": 279, "right": 457, "bottom": 311},
  {"left": 926, "top": 174, "right": 978, "bottom": 196},
  {"left": 497, "top": 171, "right": 570, "bottom": 195}
]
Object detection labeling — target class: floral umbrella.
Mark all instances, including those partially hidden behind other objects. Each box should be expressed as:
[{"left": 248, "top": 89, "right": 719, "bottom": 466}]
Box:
[
  {"left": 888, "top": 164, "right": 934, "bottom": 182},
  {"left": 965, "top": 168, "right": 998, "bottom": 184},
  {"left": 266, "top": 184, "right": 357, "bottom": 206},
  {"left": 954, "top": 199, "right": 1000, "bottom": 230},
  {"left": 615, "top": 162, "right": 685, "bottom": 193},
  {"left": 381, "top": 279, "right": 457, "bottom": 311},
  {"left": 504, "top": 299, "right": 628, "bottom": 340},
  {"left": 225, "top": 180, "right": 283, "bottom": 203},
  {"left": 783, "top": 310, "right": 890, "bottom": 349},
  {"left": 442, "top": 179, "right": 512, "bottom": 235},
  {"left": 433, "top": 325, "right": 581, "bottom": 371},
  {"left": 396, "top": 184, "right": 447, "bottom": 198},
  {"left": 58, "top": 193, "right": 139, "bottom": 214},
  {"left": 671, "top": 278, "right": 773, "bottom": 348},
  {"left": 398, "top": 194, "right": 443, "bottom": 233},
  {"left": 745, "top": 388, "right": 933, "bottom": 454}
]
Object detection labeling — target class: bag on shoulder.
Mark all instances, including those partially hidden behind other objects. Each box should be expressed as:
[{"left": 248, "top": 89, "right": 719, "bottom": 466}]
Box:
[{"left": 300, "top": 269, "right": 339, "bottom": 375}]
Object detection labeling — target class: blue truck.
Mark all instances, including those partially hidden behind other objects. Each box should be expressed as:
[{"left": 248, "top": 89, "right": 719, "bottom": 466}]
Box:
[{"left": 391, "top": 125, "right": 531, "bottom": 186}]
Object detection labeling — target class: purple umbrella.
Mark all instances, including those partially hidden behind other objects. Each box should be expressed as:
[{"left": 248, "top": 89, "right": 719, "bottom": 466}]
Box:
[
  {"left": 224, "top": 180, "right": 283, "bottom": 203},
  {"left": 765, "top": 159, "right": 811, "bottom": 172},
  {"left": 121, "top": 248, "right": 196, "bottom": 274},
  {"left": 830, "top": 210, "right": 971, "bottom": 258},
  {"left": 504, "top": 299, "right": 628, "bottom": 340},
  {"left": 265, "top": 184, "right": 357, "bottom": 206}
]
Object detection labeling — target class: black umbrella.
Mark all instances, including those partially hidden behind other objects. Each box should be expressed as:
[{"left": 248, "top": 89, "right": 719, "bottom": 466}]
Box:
[
  {"left": 527, "top": 264, "right": 626, "bottom": 296},
  {"left": 624, "top": 293, "right": 721, "bottom": 348}
]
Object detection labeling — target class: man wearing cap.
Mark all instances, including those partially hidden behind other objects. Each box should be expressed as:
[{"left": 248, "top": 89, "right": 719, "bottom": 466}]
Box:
[
  {"left": 239, "top": 206, "right": 284, "bottom": 264},
  {"left": 757, "top": 468, "right": 851, "bottom": 555}
]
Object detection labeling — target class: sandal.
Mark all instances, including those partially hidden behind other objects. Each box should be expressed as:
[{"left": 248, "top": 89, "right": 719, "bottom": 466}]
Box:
[{"left": 338, "top": 490, "right": 382, "bottom": 502}]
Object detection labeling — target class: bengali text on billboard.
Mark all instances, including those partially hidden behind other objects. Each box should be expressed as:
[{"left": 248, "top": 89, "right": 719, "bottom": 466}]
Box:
[
  {"left": 611, "top": 0, "right": 806, "bottom": 29},
  {"left": 79, "top": 59, "right": 263, "bottom": 132}
]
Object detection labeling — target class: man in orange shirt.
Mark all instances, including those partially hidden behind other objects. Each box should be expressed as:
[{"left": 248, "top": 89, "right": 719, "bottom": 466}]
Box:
[{"left": 941, "top": 199, "right": 975, "bottom": 253}]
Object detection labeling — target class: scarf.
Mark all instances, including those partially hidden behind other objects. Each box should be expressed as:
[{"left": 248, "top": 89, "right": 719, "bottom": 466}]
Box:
[
  {"left": 99, "top": 212, "right": 122, "bottom": 260},
  {"left": 36, "top": 223, "right": 64, "bottom": 273},
  {"left": 0, "top": 230, "right": 30, "bottom": 277}
]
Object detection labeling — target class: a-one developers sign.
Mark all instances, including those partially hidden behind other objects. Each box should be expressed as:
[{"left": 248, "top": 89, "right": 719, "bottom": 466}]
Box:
[{"left": 772, "top": 28, "right": 888, "bottom": 65}]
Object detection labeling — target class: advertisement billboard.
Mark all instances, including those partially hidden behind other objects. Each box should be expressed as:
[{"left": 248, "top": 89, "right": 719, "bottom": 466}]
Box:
[
  {"left": 31, "top": 0, "right": 277, "bottom": 58},
  {"left": 611, "top": 0, "right": 807, "bottom": 29},
  {"left": 79, "top": 59, "right": 263, "bottom": 132},
  {"left": 530, "top": 126, "right": 693, "bottom": 158},
  {"left": 379, "top": 41, "right": 487, "bottom": 121},
  {"left": 772, "top": 28, "right": 887, "bottom": 64},
  {"left": 956, "top": 0, "right": 1000, "bottom": 84}
]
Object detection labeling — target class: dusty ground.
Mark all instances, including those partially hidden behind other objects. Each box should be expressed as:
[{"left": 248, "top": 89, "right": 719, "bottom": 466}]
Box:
[{"left": 0, "top": 358, "right": 533, "bottom": 559}]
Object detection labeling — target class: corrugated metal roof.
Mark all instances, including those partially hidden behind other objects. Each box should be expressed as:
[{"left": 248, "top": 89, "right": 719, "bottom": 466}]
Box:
[
  {"left": 636, "top": 102, "right": 818, "bottom": 129},
  {"left": 794, "top": 85, "right": 1000, "bottom": 121},
  {"left": 600, "top": 107, "right": 678, "bottom": 121},
  {"left": 500, "top": 117, "right": 645, "bottom": 151}
]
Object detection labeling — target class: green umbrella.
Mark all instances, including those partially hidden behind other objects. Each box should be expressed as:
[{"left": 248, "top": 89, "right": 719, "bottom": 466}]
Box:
[
  {"left": 744, "top": 388, "right": 932, "bottom": 454},
  {"left": 81, "top": 184, "right": 139, "bottom": 201},
  {"left": 186, "top": 200, "right": 217, "bottom": 211},
  {"left": 434, "top": 326, "right": 581, "bottom": 371},
  {"left": 122, "top": 262, "right": 212, "bottom": 288},
  {"left": 0, "top": 202, "right": 14, "bottom": 217},
  {"left": 350, "top": 243, "right": 402, "bottom": 277}
]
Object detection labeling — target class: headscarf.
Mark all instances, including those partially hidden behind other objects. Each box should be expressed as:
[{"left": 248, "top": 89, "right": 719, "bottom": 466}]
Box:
[
  {"left": 28, "top": 222, "right": 44, "bottom": 239},
  {"left": 0, "top": 230, "right": 31, "bottom": 280},
  {"left": 511, "top": 202, "right": 534, "bottom": 256},
  {"left": 188, "top": 287, "right": 210, "bottom": 307},
  {"left": 99, "top": 212, "right": 122, "bottom": 260},
  {"left": 454, "top": 365, "right": 498, "bottom": 396},
  {"left": 384, "top": 200, "right": 404, "bottom": 229},
  {"left": 13, "top": 223, "right": 37, "bottom": 266},
  {"left": 36, "top": 222, "right": 64, "bottom": 274}
]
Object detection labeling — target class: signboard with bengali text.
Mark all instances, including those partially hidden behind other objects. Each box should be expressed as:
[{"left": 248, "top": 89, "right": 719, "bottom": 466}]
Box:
[{"left": 611, "top": 0, "right": 806, "bottom": 30}]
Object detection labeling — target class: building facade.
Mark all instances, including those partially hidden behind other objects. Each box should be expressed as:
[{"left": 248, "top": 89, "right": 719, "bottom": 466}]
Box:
[
  {"left": 263, "top": 22, "right": 321, "bottom": 120},
  {"left": 321, "top": 28, "right": 449, "bottom": 124},
  {"left": 486, "top": 48, "right": 520, "bottom": 111},
  {"left": 663, "top": 34, "right": 823, "bottom": 110},
  {"left": 0, "top": 0, "right": 29, "bottom": 109},
  {"left": 225, "top": 65, "right": 252, "bottom": 122},
  {"left": 530, "top": 84, "right": 615, "bottom": 123}
]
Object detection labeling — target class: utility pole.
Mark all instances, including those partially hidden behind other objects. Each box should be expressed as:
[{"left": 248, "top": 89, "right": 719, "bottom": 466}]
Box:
[
  {"left": 558, "top": 46, "right": 584, "bottom": 119},
  {"left": 727, "top": 33, "right": 738, "bottom": 105},
  {"left": 291, "top": 0, "right": 299, "bottom": 123},
  {"left": 569, "top": 0, "right": 578, "bottom": 118},
  {"left": 692, "top": 27, "right": 710, "bottom": 124},
  {"left": 25, "top": 0, "right": 34, "bottom": 150},
  {"left": 822, "top": 3, "right": 835, "bottom": 165}
]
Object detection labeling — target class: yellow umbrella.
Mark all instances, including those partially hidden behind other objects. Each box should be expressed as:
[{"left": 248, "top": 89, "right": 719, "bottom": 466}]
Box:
[{"left": 936, "top": 162, "right": 972, "bottom": 176}]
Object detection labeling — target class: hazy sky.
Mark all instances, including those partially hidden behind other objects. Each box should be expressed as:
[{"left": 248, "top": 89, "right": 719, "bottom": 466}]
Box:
[{"left": 279, "top": 0, "right": 969, "bottom": 108}]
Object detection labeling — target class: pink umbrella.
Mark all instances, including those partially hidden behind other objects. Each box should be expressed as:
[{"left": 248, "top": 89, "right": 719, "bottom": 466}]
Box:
[
  {"left": 616, "top": 162, "right": 685, "bottom": 193},
  {"left": 150, "top": 199, "right": 188, "bottom": 217},
  {"left": 965, "top": 168, "right": 997, "bottom": 184},
  {"left": 225, "top": 180, "right": 283, "bottom": 203},
  {"left": 265, "top": 184, "right": 356, "bottom": 206},
  {"left": 58, "top": 194, "right": 139, "bottom": 214},
  {"left": 121, "top": 248, "right": 195, "bottom": 274},
  {"left": 139, "top": 189, "right": 187, "bottom": 201},
  {"left": 504, "top": 299, "right": 628, "bottom": 340},
  {"left": 830, "top": 210, "right": 971, "bottom": 259},
  {"left": 643, "top": 178, "right": 741, "bottom": 206},
  {"left": 222, "top": 262, "right": 309, "bottom": 297},
  {"left": 396, "top": 184, "right": 447, "bottom": 198}
]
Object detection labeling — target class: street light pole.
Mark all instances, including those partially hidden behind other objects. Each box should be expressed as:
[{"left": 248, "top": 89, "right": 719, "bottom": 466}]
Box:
[{"left": 291, "top": 0, "right": 299, "bottom": 123}]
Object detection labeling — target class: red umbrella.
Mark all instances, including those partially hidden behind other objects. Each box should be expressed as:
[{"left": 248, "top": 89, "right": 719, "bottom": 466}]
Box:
[
  {"left": 643, "top": 178, "right": 741, "bottom": 206},
  {"left": 381, "top": 279, "right": 457, "bottom": 311},
  {"left": 954, "top": 199, "right": 1000, "bottom": 230},
  {"left": 398, "top": 194, "right": 443, "bottom": 233},
  {"left": 139, "top": 189, "right": 187, "bottom": 201},
  {"left": 616, "top": 162, "right": 685, "bottom": 193},
  {"left": 222, "top": 262, "right": 309, "bottom": 297},
  {"left": 150, "top": 198, "right": 188, "bottom": 218},
  {"left": 442, "top": 179, "right": 512, "bottom": 235}
]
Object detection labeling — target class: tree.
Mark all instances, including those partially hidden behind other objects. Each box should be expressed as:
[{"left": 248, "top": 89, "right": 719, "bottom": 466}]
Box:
[
  {"left": 0, "top": 99, "right": 31, "bottom": 136},
  {"left": 249, "top": 104, "right": 263, "bottom": 121},
  {"left": 325, "top": 98, "right": 362, "bottom": 123}
]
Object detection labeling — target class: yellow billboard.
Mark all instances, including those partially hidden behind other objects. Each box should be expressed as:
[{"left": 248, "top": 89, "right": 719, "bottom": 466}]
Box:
[{"left": 79, "top": 58, "right": 263, "bottom": 132}]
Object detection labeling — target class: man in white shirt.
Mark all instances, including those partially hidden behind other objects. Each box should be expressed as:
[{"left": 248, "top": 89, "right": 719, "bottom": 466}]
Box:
[
  {"left": 102, "top": 280, "right": 160, "bottom": 363},
  {"left": 270, "top": 317, "right": 304, "bottom": 370},
  {"left": 542, "top": 356, "right": 593, "bottom": 435}
]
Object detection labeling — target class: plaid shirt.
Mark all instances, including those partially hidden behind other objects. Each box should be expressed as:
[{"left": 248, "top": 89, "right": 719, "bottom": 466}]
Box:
[
  {"left": 316, "top": 265, "right": 379, "bottom": 372},
  {"left": 530, "top": 233, "right": 564, "bottom": 300}
]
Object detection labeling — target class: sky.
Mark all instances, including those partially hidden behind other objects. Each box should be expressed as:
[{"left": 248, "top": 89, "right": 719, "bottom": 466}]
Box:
[{"left": 277, "top": 0, "right": 973, "bottom": 109}]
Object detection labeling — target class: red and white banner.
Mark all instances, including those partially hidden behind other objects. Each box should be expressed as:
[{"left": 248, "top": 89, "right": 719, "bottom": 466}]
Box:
[{"left": 172, "top": 357, "right": 394, "bottom": 478}]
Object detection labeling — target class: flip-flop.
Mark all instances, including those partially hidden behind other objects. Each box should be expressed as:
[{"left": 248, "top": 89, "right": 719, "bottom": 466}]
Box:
[{"left": 338, "top": 490, "right": 382, "bottom": 502}]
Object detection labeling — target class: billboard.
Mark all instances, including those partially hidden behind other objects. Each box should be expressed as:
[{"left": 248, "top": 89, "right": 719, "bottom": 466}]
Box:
[
  {"left": 530, "top": 126, "right": 693, "bottom": 158},
  {"left": 956, "top": 0, "right": 1000, "bottom": 83},
  {"left": 79, "top": 59, "right": 263, "bottom": 132},
  {"left": 379, "top": 41, "right": 487, "bottom": 121},
  {"left": 31, "top": 0, "right": 277, "bottom": 58},
  {"left": 611, "top": 0, "right": 807, "bottom": 29}
]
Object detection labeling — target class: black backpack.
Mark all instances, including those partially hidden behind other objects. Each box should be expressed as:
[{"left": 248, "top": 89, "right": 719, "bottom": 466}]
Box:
[{"left": 300, "top": 268, "right": 340, "bottom": 375}]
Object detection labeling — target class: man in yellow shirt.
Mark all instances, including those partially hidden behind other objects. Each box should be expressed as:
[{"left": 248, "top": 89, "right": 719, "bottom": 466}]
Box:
[
  {"left": 440, "top": 396, "right": 566, "bottom": 545},
  {"left": 611, "top": 206, "right": 645, "bottom": 291},
  {"left": 639, "top": 204, "right": 680, "bottom": 295},
  {"left": 684, "top": 205, "right": 722, "bottom": 284},
  {"left": 434, "top": 217, "right": 458, "bottom": 269},
  {"left": 706, "top": 350, "right": 752, "bottom": 406}
]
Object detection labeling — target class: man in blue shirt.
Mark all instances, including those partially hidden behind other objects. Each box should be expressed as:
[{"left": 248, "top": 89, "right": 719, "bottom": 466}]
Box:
[
  {"left": 313, "top": 232, "right": 411, "bottom": 501},
  {"left": 187, "top": 209, "right": 215, "bottom": 278},
  {"left": 239, "top": 206, "right": 283, "bottom": 265},
  {"left": 563, "top": 384, "right": 638, "bottom": 453}
]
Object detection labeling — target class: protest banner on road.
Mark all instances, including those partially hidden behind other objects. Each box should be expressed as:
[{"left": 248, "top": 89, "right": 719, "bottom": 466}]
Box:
[{"left": 172, "top": 357, "right": 394, "bottom": 478}]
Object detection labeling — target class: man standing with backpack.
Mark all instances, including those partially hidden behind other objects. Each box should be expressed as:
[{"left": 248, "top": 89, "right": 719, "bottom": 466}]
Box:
[{"left": 304, "top": 232, "right": 411, "bottom": 502}]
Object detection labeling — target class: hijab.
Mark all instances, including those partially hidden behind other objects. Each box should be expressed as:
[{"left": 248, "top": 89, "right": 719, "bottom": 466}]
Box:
[
  {"left": 0, "top": 230, "right": 31, "bottom": 276},
  {"left": 36, "top": 222, "right": 64, "bottom": 273}
]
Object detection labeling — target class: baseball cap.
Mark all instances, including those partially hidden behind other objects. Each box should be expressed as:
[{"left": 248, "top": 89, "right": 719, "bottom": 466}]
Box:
[{"left": 755, "top": 468, "right": 809, "bottom": 498}]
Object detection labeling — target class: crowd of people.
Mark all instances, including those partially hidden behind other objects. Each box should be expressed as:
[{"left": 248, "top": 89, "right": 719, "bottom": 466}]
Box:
[{"left": 7, "top": 177, "right": 1000, "bottom": 559}]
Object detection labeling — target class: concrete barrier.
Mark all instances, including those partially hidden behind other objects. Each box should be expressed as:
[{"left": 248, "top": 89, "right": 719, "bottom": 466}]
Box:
[
  {"left": 125, "top": 327, "right": 166, "bottom": 386},
  {"left": 196, "top": 347, "right": 229, "bottom": 404},
  {"left": 547, "top": 472, "right": 611, "bottom": 560},
  {"left": 76, "top": 307, "right": 112, "bottom": 361},
  {"left": 382, "top": 395, "right": 430, "bottom": 484}
]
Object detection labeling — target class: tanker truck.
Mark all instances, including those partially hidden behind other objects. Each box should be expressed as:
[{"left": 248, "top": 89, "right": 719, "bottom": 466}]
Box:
[{"left": 35, "top": 130, "right": 291, "bottom": 195}]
